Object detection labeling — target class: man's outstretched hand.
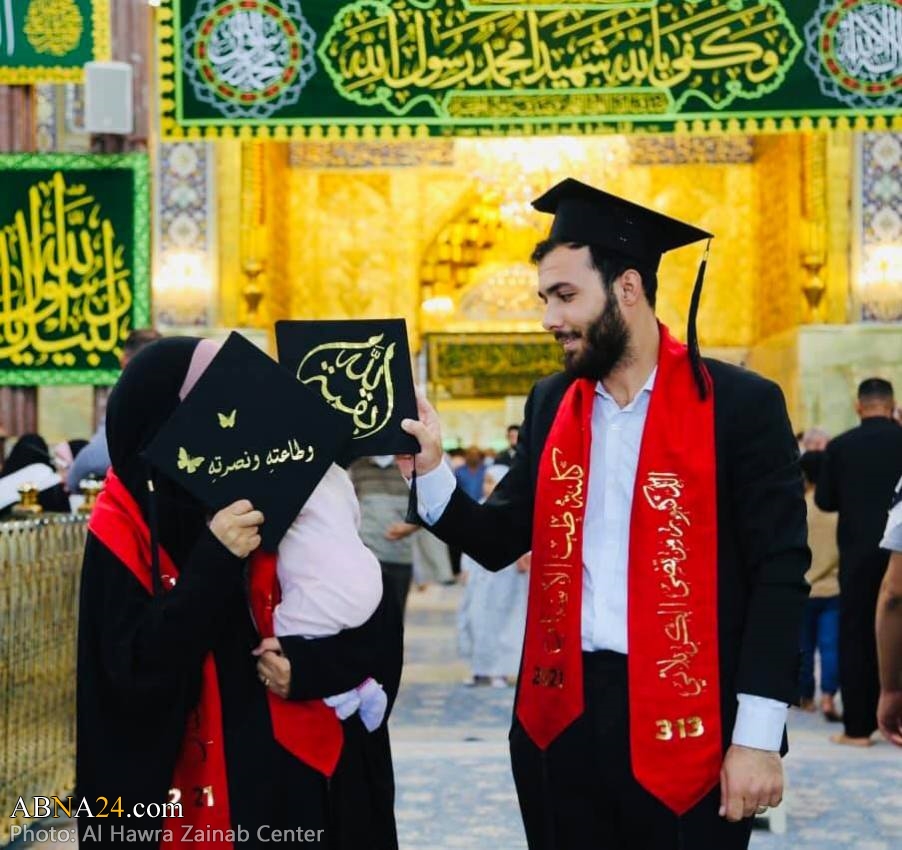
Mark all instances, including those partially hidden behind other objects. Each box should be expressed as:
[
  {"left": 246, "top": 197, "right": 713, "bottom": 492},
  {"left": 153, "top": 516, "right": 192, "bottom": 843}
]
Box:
[{"left": 398, "top": 392, "right": 444, "bottom": 478}]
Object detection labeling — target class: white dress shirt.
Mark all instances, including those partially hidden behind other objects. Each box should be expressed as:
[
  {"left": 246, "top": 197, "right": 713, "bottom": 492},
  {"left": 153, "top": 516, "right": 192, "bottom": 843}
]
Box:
[
  {"left": 416, "top": 369, "right": 788, "bottom": 751},
  {"left": 880, "top": 475, "right": 902, "bottom": 552}
]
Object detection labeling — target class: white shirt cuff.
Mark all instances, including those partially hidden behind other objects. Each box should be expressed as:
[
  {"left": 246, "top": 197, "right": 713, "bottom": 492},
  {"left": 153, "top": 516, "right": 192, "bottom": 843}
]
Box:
[
  {"left": 731, "top": 694, "right": 787, "bottom": 751},
  {"left": 413, "top": 462, "right": 456, "bottom": 525},
  {"left": 880, "top": 501, "right": 902, "bottom": 551}
]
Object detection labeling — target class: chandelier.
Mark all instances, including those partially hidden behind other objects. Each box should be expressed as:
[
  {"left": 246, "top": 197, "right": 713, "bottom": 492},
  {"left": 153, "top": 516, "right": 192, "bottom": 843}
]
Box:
[
  {"left": 453, "top": 136, "right": 630, "bottom": 227},
  {"left": 860, "top": 244, "right": 902, "bottom": 322}
]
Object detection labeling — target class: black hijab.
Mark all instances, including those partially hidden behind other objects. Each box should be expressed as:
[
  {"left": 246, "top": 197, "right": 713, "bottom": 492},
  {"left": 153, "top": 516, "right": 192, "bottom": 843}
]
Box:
[
  {"left": 105, "top": 337, "right": 208, "bottom": 570},
  {"left": 2, "top": 433, "right": 53, "bottom": 476}
]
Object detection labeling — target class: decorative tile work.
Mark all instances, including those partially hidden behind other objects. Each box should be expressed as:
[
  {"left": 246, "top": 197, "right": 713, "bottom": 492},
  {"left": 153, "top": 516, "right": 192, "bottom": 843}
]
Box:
[
  {"left": 159, "top": 143, "right": 210, "bottom": 251},
  {"left": 34, "top": 84, "right": 90, "bottom": 154},
  {"left": 35, "top": 85, "right": 57, "bottom": 152},
  {"left": 859, "top": 133, "right": 902, "bottom": 322},
  {"left": 64, "top": 84, "right": 84, "bottom": 135},
  {"left": 862, "top": 135, "right": 902, "bottom": 245},
  {"left": 154, "top": 142, "right": 216, "bottom": 328}
]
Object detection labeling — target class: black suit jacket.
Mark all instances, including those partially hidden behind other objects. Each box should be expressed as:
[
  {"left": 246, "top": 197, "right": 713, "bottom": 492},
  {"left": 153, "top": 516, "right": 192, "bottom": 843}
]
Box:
[
  {"left": 423, "top": 360, "right": 810, "bottom": 749},
  {"left": 815, "top": 416, "right": 902, "bottom": 563}
]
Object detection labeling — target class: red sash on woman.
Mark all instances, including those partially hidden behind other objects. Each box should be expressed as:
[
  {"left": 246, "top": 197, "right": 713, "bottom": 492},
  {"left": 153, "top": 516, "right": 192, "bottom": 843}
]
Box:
[
  {"left": 248, "top": 550, "right": 343, "bottom": 777},
  {"left": 88, "top": 471, "right": 234, "bottom": 848},
  {"left": 516, "top": 324, "right": 722, "bottom": 815}
]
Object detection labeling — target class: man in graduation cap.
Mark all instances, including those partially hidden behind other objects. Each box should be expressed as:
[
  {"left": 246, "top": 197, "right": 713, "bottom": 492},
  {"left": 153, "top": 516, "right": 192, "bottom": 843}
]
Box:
[{"left": 400, "top": 178, "right": 810, "bottom": 849}]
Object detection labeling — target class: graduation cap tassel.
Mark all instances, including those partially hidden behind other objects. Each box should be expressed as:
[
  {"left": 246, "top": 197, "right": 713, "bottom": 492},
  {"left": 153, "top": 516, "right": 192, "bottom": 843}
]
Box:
[
  {"left": 405, "top": 466, "right": 423, "bottom": 527},
  {"left": 146, "top": 474, "right": 164, "bottom": 597},
  {"left": 687, "top": 240, "right": 712, "bottom": 401}
]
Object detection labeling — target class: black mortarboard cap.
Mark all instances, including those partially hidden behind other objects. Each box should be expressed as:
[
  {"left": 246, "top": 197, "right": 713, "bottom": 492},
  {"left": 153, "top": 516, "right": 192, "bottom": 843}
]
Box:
[
  {"left": 532, "top": 178, "right": 713, "bottom": 398},
  {"left": 275, "top": 318, "right": 419, "bottom": 458},
  {"left": 532, "top": 177, "right": 711, "bottom": 269},
  {"left": 143, "top": 332, "right": 353, "bottom": 551}
]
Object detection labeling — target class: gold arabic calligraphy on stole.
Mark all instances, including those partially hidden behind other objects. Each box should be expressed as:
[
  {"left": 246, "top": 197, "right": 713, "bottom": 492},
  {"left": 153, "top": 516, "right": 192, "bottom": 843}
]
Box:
[
  {"left": 642, "top": 472, "right": 708, "bottom": 700},
  {"left": 533, "top": 447, "right": 585, "bottom": 690}
]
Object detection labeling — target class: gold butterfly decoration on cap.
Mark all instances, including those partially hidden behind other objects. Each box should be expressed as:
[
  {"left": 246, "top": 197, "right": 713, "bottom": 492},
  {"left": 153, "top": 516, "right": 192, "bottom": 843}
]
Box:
[
  {"left": 177, "top": 446, "right": 204, "bottom": 474},
  {"left": 217, "top": 409, "right": 237, "bottom": 429}
]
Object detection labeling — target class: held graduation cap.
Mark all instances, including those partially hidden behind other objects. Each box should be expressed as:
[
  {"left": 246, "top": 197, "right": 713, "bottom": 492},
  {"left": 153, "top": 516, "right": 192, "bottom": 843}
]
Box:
[
  {"left": 532, "top": 177, "right": 713, "bottom": 398},
  {"left": 143, "top": 332, "right": 353, "bottom": 551},
  {"left": 275, "top": 318, "right": 420, "bottom": 458}
]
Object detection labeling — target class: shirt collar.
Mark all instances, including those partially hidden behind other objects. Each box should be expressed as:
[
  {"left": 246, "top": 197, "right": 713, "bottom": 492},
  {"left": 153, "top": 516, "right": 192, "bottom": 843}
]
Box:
[{"left": 595, "top": 367, "right": 657, "bottom": 411}]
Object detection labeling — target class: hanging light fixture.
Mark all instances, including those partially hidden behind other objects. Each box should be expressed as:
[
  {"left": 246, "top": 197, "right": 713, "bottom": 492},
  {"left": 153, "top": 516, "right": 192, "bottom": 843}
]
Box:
[{"left": 453, "top": 136, "right": 629, "bottom": 227}]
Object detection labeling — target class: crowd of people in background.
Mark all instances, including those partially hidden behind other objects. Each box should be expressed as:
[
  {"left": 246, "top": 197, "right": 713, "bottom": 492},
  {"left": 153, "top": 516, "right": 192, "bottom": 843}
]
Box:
[
  {"left": 0, "top": 330, "right": 163, "bottom": 519},
  {"left": 796, "top": 378, "right": 902, "bottom": 746}
]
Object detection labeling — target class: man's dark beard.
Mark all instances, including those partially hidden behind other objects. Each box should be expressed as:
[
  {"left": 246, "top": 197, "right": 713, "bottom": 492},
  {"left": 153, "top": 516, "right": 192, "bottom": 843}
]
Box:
[{"left": 560, "top": 295, "right": 631, "bottom": 380}]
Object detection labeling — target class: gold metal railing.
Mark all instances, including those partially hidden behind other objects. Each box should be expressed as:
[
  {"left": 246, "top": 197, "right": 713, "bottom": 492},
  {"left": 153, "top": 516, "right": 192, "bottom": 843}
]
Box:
[{"left": 0, "top": 515, "right": 86, "bottom": 846}]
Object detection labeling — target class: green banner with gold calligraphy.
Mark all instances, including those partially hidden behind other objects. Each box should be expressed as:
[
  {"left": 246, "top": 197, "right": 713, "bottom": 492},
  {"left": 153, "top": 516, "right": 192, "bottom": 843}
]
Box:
[
  {"left": 428, "top": 333, "right": 563, "bottom": 398},
  {"left": 0, "top": 154, "right": 150, "bottom": 386},
  {"left": 0, "top": 0, "right": 110, "bottom": 84},
  {"left": 158, "top": 0, "right": 902, "bottom": 140}
]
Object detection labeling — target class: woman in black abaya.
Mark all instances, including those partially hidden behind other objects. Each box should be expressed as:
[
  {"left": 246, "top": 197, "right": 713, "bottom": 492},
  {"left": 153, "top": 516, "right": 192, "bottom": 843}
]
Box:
[{"left": 76, "top": 337, "right": 402, "bottom": 849}]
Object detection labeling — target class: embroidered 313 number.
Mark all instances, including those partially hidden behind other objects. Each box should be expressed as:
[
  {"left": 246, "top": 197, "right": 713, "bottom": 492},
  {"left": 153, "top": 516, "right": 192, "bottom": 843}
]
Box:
[{"left": 655, "top": 716, "right": 705, "bottom": 740}]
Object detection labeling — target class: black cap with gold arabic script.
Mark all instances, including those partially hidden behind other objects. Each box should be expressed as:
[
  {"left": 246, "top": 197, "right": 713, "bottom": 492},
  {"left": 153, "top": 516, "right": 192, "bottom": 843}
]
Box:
[
  {"left": 143, "top": 332, "right": 353, "bottom": 551},
  {"left": 532, "top": 177, "right": 714, "bottom": 398},
  {"left": 275, "top": 318, "right": 419, "bottom": 459}
]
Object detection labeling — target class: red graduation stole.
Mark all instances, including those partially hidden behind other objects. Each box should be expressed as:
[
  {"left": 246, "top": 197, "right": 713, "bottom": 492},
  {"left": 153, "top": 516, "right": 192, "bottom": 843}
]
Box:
[
  {"left": 516, "top": 325, "right": 722, "bottom": 815},
  {"left": 247, "top": 550, "right": 343, "bottom": 777},
  {"left": 88, "top": 471, "right": 234, "bottom": 848}
]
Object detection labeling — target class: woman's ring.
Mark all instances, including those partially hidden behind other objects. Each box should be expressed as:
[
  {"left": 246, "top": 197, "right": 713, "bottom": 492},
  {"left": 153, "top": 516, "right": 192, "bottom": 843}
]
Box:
[{"left": 755, "top": 806, "right": 768, "bottom": 815}]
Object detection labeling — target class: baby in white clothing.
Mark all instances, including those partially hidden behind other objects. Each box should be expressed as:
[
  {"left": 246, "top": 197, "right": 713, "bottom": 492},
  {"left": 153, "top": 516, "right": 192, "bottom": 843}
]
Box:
[{"left": 273, "top": 462, "right": 388, "bottom": 730}]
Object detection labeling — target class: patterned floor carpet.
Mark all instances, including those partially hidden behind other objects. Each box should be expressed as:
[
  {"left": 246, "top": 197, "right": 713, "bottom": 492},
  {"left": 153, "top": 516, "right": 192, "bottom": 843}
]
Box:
[
  {"left": 391, "top": 585, "right": 902, "bottom": 850},
  {"left": 22, "top": 584, "right": 902, "bottom": 849}
]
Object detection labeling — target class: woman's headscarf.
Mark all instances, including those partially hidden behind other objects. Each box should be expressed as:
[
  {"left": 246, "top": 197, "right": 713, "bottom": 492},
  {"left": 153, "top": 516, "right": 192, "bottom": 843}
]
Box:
[
  {"left": 2, "top": 433, "right": 53, "bottom": 476},
  {"left": 105, "top": 337, "right": 208, "bottom": 567}
]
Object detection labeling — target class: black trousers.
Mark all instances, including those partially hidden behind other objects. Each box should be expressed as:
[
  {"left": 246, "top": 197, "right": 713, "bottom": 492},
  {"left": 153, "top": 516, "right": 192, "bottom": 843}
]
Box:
[
  {"left": 379, "top": 561, "right": 413, "bottom": 619},
  {"left": 510, "top": 652, "right": 753, "bottom": 850},
  {"left": 839, "top": 548, "right": 890, "bottom": 738}
]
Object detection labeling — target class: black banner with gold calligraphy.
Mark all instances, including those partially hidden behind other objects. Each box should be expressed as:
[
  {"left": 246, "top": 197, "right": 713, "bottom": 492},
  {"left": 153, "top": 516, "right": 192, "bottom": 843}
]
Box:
[
  {"left": 158, "top": 0, "right": 901, "bottom": 140},
  {"left": 0, "top": 154, "right": 150, "bottom": 386}
]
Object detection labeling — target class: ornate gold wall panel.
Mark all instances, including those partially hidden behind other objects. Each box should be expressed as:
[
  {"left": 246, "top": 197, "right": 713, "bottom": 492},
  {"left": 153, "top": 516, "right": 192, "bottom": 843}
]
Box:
[
  {"left": 643, "top": 160, "right": 758, "bottom": 348},
  {"left": 276, "top": 165, "right": 474, "bottom": 351},
  {"left": 823, "top": 132, "right": 853, "bottom": 325},
  {"left": 289, "top": 140, "right": 454, "bottom": 169},
  {"left": 418, "top": 148, "right": 762, "bottom": 347},
  {"left": 209, "top": 135, "right": 857, "bottom": 452},
  {"left": 265, "top": 143, "right": 292, "bottom": 327},
  {"left": 755, "top": 135, "right": 803, "bottom": 342},
  {"left": 629, "top": 136, "right": 756, "bottom": 165},
  {"left": 216, "top": 136, "right": 850, "bottom": 360},
  {"left": 215, "top": 140, "right": 243, "bottom": 329},
  {"left": 285, "top": 168, "right": 319, "bottom": 321}
]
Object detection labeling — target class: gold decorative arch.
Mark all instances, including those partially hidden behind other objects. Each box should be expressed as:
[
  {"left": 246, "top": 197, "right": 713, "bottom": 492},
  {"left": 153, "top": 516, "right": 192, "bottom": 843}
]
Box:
[{"left": 418, "top": 195, "right": 547, "bottom": 335}]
